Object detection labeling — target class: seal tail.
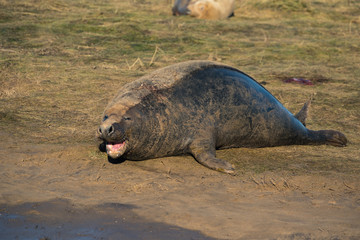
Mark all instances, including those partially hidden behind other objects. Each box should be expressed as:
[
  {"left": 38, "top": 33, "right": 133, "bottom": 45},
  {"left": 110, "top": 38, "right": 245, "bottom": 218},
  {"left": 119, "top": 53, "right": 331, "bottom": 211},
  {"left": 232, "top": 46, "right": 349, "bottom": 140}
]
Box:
[
  {"left": 295, "top": 100, "right": 311, "bottom": 127},
  {"left": 307, "top": 129, "right": 348, "bottom": 147}
]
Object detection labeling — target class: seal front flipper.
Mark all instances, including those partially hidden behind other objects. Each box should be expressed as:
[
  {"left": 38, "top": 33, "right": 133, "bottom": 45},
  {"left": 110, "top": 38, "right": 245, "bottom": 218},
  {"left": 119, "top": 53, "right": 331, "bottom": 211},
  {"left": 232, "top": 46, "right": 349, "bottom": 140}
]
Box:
[
  {"left": 192, "top": 150, "right": 235, "bottom": 174},
  {"left": 189, "top": 140, "right": 235, "bottom": 174}
]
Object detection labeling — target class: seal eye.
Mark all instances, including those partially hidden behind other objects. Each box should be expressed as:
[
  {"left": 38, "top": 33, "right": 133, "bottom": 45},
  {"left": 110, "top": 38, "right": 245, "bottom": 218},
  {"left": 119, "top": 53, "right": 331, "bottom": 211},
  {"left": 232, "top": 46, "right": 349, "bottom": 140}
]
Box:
[
  {"left": 103, "top": 115, "right": 108, "bottom": 122},
  {"left": 123, "top": 116, "right": 131, "bottom": 121}
]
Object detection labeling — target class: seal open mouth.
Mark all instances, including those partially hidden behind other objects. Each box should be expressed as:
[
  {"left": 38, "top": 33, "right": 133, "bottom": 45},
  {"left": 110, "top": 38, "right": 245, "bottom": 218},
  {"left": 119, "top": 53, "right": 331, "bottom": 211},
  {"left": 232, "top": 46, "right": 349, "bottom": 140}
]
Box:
[{"left": 106, "top": 141, "right": 127, "bottom": 159}]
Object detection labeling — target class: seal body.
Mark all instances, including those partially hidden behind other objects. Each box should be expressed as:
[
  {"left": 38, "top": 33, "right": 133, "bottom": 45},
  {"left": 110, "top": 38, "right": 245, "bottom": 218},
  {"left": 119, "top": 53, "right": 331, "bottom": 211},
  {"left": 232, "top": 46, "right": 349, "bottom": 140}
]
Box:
[
  {"left": 172, "top": 0, "right": 235, "bottom": 20},
  {"left": 187, "top": 0, "right": 235, "bottom": 20},
  {"left": 172, "top": 0, "right": 191, "bottom": 16},
  {"left": 97, "top": 61, "right": 347, "bottom": 173}
]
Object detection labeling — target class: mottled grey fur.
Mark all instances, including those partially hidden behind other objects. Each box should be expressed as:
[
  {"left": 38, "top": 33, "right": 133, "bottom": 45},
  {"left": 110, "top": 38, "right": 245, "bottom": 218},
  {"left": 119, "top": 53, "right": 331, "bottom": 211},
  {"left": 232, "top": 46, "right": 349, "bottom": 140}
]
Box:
[{"left": 97, "top": 61, "right": 347, "bottom": 174}]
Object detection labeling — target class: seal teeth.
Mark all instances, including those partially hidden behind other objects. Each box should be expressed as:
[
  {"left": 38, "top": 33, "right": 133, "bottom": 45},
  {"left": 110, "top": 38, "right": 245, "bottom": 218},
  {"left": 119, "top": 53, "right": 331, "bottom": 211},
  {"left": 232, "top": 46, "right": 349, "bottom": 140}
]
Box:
[{"left": 106, "top": 141, "right": 127, "bottom": 159}]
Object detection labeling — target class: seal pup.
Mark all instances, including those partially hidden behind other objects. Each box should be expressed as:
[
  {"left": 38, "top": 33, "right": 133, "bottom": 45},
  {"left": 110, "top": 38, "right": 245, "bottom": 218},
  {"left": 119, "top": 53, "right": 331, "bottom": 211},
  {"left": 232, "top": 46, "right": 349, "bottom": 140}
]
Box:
[
  {"left": 187, "top": 0, "right": 235, "bottom": 20},
  {"left": 172, "top": 0, "right": 235, "bottom": 20}
]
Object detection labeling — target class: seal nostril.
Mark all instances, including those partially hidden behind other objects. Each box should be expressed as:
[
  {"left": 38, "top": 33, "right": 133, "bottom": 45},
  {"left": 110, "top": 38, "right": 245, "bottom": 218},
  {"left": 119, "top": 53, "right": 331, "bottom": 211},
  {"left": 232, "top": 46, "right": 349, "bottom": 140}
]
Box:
[
  {"left": 108, "top": 125, "right": 114, "bottom": 135},
  {"left": 98, "top": 127, "right": 102, "bottom": 134}
]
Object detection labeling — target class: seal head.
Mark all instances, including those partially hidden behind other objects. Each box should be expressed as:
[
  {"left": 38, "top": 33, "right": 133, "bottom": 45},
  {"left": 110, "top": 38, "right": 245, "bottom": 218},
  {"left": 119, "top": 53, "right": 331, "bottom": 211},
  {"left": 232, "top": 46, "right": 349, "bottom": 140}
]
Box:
[{"left": 97, "top": 105, "right": 142, "bottom": 160}]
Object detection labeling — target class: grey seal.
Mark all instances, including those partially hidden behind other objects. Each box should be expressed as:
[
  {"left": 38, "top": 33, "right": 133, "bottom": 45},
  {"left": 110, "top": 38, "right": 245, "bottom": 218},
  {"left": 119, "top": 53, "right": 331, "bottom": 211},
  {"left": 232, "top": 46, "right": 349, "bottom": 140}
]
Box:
[{"left": 97, "top": 61, "right": 347, "bottom": 174}]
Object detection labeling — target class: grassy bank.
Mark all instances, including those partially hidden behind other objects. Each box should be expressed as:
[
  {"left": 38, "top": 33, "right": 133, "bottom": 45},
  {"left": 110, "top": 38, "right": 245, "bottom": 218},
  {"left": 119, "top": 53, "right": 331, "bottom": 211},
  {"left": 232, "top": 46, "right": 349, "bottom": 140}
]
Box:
[{"left": 0, "top": 0, "right": 359, "bottom": 174}]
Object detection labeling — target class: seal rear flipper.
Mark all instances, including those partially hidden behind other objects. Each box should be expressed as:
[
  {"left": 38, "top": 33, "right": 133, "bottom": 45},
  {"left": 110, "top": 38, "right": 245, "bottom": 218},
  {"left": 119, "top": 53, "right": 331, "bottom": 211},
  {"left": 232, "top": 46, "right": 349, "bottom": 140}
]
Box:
[
  {"left": 307, "top": 129, "right": 348, "bottom": 147},
  {"left": 295, "top": 100, "right": 311, "bottom": 126}
]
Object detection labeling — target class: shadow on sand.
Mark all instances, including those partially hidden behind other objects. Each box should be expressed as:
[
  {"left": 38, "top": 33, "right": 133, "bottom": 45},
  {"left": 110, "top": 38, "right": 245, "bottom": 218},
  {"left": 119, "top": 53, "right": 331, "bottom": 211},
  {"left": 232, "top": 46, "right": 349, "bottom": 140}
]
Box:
[{"left": 0, "top": 198, "right": 216, "bottom": 240}]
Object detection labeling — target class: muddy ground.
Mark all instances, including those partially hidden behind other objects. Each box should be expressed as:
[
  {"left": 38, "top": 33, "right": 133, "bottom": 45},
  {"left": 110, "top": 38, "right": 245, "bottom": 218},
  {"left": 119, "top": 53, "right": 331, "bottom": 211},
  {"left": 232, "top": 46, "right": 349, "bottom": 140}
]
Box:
[{"left": 1, "top": 132, "right": 359, "bottom": 239}]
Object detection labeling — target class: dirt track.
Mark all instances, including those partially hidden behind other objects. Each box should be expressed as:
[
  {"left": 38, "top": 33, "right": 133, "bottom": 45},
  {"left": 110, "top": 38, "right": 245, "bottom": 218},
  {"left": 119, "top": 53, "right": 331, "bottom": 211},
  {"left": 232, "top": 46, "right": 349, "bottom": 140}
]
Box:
[{"left": 1, "top": 136, "right": 359, "bottom": 239}]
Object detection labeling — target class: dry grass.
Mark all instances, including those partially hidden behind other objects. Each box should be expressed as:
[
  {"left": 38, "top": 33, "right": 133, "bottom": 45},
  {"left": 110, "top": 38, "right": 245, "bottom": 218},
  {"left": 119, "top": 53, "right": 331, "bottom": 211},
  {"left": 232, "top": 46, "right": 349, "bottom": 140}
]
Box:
[{"left": 0, "top": 0, "right": 359, "bottom": 174}]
